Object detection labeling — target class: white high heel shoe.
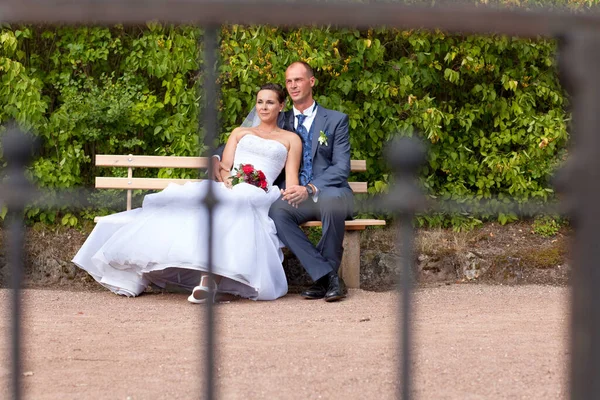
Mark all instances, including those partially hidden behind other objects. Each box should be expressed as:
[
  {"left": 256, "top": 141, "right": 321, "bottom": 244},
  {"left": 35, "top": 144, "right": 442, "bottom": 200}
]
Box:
[{"left": 188, "top": 275, "right": 218, "bottom": 304}]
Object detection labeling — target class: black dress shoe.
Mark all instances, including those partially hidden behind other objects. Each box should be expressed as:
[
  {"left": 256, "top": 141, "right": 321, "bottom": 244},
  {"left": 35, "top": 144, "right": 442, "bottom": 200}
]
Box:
[
  {"left": 324, "top": 274, "right": 347, "bottom": 302},
  {"left": 301, "top": 281, "right": 327, "bottom": 299}
]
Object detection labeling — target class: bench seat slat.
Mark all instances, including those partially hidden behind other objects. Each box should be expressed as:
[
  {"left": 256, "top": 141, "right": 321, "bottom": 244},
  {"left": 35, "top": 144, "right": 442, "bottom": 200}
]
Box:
[
  {"left": 94, "top": 216, "right": 385, "bottom": 227},
  {"left": 302, "top": 219, "right": 386, "bottom": 228},
  {"left": 95, "top": 177, "right": 368, "bottom": 193}
]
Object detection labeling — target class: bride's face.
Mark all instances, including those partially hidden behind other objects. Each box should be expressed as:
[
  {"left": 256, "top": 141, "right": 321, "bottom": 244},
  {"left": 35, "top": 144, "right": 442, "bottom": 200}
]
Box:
[{"left": 256, "top": 90, "right": 283, "bottom": 123}]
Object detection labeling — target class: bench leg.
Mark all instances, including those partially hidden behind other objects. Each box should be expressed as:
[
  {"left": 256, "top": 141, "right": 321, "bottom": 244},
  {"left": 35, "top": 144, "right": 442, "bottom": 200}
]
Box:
[{"left": 339, "top": 230, "right": 361, "bottom": 289}]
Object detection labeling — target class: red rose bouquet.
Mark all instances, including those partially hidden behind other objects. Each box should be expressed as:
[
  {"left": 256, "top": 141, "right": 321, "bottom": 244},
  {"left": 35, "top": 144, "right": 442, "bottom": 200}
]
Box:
[{"left": 229, "top": 163, "right": 268, "bottom": 192}]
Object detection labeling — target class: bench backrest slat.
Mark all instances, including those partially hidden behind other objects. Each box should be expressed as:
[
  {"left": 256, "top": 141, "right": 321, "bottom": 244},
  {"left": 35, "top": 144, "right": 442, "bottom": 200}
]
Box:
[
  {"left": 96, "top": 155, "right": 210, "bottom": 169},
  {"left": 96, "top": 154, "right": 365, "bottom": 172},
  {"left": 351, "top": 160, "right": 366, "bottom": 172}
]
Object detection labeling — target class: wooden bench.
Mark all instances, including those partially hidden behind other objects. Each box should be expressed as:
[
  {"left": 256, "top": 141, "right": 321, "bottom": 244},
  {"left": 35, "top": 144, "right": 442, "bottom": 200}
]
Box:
[{"left": 94, "top": 154, "right": 386, "bottom": 288}]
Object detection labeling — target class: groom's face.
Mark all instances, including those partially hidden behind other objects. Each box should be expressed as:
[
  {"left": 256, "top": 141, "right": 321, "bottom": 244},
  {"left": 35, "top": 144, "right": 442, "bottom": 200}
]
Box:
[{"left": 285, "top": 64, "right": 315, "bottom": 106}]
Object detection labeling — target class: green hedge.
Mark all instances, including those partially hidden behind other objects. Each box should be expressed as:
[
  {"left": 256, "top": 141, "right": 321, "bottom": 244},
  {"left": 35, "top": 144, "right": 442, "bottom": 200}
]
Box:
[{"left": 0, "top": 19, "right": 574, "bottom": 227}]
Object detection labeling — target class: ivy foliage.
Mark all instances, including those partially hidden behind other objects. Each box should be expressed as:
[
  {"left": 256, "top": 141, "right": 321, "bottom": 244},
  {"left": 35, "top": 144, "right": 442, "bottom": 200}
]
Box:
[
  {"left": 1, "top": 24, "right": 201, "bottom": 186},
  {"left": 1, "top": 24, "right": 203, "bottom": 224},
  {"left": 0, "top": 18, "right": 574, "bottom": 227}
]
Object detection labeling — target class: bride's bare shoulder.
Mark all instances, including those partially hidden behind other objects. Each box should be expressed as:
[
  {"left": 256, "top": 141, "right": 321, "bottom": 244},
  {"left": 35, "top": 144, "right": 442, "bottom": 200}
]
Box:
[
  {"left": 231, "top": 126, "right": 254, "bottom": 139},
  {"left": 280, "top": 129, "right": 298, "bottom": 139},
  {"left": 281, "top": 130, "right": 301, "bottom": 144}
]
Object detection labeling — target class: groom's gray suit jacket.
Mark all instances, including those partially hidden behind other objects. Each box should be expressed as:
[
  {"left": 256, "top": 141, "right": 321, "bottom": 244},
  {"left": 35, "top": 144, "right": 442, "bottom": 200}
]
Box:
[{"left": 276, "top": 105, "right": 352, "bottom": 198}]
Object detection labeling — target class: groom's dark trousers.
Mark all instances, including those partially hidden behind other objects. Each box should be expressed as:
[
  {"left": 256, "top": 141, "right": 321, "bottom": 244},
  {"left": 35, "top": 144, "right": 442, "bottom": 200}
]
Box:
[{"left": 270, "top": 187, "right": 352, "bottom": 281}]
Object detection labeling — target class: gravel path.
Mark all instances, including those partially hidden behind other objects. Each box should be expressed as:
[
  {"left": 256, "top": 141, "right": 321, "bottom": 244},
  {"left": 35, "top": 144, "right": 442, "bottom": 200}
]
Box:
[{"left": 0, "top": 285, "right": 569, "bottom": 399}]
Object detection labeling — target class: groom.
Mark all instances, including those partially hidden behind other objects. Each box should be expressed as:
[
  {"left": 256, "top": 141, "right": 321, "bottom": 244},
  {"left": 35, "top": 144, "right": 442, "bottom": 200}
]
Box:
[{"left": 269, "top": 61, "right": 353, "bottom": 302}]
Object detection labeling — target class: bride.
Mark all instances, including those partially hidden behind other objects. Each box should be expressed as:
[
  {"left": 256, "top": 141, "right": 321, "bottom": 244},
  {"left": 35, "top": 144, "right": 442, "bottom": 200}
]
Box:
[{"left": 72, "top": 83, "right": 302, "bottom": 301}]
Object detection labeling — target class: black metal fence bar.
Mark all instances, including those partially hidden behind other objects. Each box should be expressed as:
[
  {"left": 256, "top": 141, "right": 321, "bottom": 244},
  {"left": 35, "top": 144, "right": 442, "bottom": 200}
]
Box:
[
  {"left": 398, "top": 218, "right": 413, "bottom": 400},
  {"left": 556, "top": 29, "right": 600, "bottom": 400},
  {"left": 7, "top": 215, "right": 24, "bottom": 400},
  {"left": 0, "top": 185, "right": 564, "bottom": 218},
  {"left": 2, "top": 130, "right": 38, "bottom": 400},
  {"left": 387, "top": 137, "right": 427, "bottom": 400},
  {"left": 201, "top": 25, "right": 220, "bottom": 400},
  {"left": 362, "top": 198, "right": 563, "bottom": 219},
  {"left": 1, "top": 0, "right": 600, "bottom": 38}
]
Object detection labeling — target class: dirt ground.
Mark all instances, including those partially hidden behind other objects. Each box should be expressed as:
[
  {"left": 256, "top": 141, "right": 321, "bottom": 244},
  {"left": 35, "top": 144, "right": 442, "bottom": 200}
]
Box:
[{"left": 0, "top": 285, "right": 568, "bottom": 399}]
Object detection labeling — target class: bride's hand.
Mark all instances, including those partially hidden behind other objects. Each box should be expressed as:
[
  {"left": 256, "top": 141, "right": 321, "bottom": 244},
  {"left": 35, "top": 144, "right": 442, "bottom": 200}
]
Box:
[{"left": 220, "top": 165, "right": 232, "bottom": 188}]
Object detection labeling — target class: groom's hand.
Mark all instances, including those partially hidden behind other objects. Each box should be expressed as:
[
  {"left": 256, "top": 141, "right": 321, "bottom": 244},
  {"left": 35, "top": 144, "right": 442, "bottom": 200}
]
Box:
[
  {"left": 281, "top": 185, "right": 308, "bottom": 208},
  {"left": 211, "top": 156, "right": 223, "bottom": 182}
]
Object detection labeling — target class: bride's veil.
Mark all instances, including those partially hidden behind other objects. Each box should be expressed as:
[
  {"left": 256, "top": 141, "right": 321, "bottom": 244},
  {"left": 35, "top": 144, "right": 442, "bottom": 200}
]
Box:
[{"left": 241, "top": 106, "right": 261, "bottom": 128}]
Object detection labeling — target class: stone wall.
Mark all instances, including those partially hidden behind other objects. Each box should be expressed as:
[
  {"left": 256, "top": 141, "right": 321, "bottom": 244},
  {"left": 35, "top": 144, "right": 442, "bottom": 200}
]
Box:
[
  {"left": 0, "top": 222, "right": 570, "bottom": 291},
  {"left": 281, "top": 221, "right": 570, "bottom": 290}
]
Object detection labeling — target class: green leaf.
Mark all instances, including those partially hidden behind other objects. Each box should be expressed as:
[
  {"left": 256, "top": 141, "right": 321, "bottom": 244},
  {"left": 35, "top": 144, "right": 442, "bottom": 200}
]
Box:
[{"left": 61, "top": 215, "right": 71, "bottom": 225}]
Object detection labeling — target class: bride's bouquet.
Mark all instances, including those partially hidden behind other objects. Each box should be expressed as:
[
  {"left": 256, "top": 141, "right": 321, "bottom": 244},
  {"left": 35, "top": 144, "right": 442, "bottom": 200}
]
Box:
[{"left": 230, "top": 163, "right": 268, "bottom": 192}]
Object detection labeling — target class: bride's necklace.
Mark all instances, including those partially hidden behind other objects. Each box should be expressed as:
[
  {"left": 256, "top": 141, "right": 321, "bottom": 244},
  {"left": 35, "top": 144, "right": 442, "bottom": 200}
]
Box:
[{"left": 256, "top": 127, "right": 277, "bottom": 135}]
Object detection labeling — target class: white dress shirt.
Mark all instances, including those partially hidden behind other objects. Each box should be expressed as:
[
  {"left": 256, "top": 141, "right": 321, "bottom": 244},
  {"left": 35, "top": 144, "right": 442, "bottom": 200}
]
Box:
[{"left": 292, "top": 101, "right": 318, "bottom": 132}]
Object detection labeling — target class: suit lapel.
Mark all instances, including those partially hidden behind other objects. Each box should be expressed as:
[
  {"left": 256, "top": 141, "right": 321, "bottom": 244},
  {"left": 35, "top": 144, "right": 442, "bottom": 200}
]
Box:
[
  {"left": 311, "top": 107, "right": 326, "bottom": 159},
  {"left": 284, "top": 110, "right": 295, "bottom": 132}
]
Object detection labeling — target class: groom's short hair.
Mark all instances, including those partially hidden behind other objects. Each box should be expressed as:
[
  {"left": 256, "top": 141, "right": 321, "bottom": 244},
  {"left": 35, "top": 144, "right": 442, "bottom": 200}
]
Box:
[{"left": 289, "top": 61, "right": 314, "bottom": 77}]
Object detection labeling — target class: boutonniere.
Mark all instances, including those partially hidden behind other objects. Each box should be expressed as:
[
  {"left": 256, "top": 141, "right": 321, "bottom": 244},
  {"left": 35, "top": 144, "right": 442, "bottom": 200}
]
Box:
[{"left": 318, "top": 130, "right": 328, "bottom": 146}]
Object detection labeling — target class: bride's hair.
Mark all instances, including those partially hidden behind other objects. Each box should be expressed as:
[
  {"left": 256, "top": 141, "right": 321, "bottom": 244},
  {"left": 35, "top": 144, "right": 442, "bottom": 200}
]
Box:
[{"left": 260, "top": 83, "right": 286, "bottom": 103}]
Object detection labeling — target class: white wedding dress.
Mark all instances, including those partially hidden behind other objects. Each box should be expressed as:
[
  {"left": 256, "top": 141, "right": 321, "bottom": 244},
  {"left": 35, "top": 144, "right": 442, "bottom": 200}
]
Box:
[{"left": 73, "top": 134, "right": 289, "bottom": 300}]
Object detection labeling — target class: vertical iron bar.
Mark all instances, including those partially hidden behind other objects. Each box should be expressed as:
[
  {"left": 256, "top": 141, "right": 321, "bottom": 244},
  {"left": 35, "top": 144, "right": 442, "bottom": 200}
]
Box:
[
  {"left": 201, "top": 25, "right": 220, "bottom": 400},
  {"left": 557, "top": 30, "right": 600, "bottom": 400},
  {"left": 386, "top": 137, "right": 425, "bottom": 400},
  {"left": 8, "top": 214, "right": 24, "bottom": 400},
  {"left": 2, "top": 128, "right": 38, "bottom": 400},
  {"left": 399, "top": 215, "right": 414, "bottom": 400}
]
